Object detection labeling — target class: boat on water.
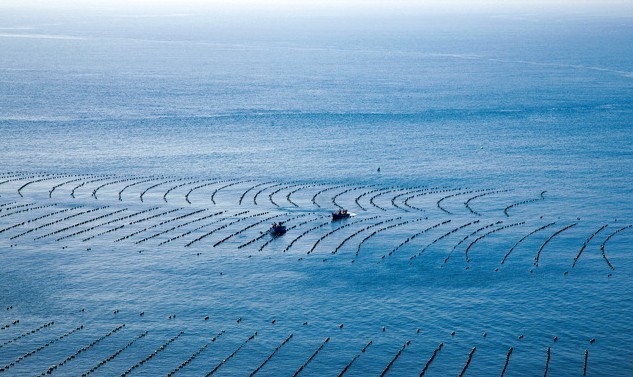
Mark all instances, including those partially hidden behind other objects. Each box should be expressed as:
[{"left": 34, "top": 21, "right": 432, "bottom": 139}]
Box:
[
  {"left": 331, "top": 209, "right": 351, "bottom": 220},
  {"left": 270, "top": 222, "right": 287, "bottom": 236}
]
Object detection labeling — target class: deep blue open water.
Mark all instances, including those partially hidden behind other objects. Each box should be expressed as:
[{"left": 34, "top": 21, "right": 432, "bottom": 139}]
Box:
[{"left": 0, "top": 8, "right": 631, "bottom": 376}]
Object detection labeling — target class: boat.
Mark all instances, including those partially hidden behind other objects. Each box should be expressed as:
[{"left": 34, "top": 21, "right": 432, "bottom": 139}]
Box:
[
  {"left": 270, "top": 222, "right": 287, "bottom": 236},
  {"left": 331, "top": 209, "right": 351, "bottom": 220}
]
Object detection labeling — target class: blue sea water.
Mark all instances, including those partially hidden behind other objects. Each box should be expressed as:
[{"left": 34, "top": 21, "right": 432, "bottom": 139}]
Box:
[{"left": 0, "top": 8, "right": 632, "bottom": 376}]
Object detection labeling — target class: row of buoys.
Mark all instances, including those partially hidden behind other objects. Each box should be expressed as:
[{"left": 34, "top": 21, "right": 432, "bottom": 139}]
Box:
[
  {"left": 166, "top": 330, "right": 225, "bottom": 377},
  {"left": 0, "top": 322, "right": 55, "bottom": 349},
  {"left": 333, "top": 217, "right": 403, "bottom": 255},
  {"left": 170, "top": 211, "right": 249, "bottom": 246},
  {"left": 239, "top": 181, "right": 277, "bottom": 206},
  {"left": 458, "top": 347, "right": 477, "bottom": 377},
  {"left": 163, "top": 179, "right": 202, "bottom": 203},
  {"left": 49, "top": 175, "right": 107, "bottom": 198},
  {"left": 311, "top": 184, "right": 350, "bottom": 209},
  {"left": 253, "top": 182, "right": 286, "bottom": 206},
  {"left": 355, "top": 187, "right": 395, "bottom": 211},
  {"left": 369, "top": 188, "right": 404, "bottom": 211},
  {"left": 140, "top": 177, "right": 183, "bottom": 202},
  {"left": 464, "top": 221, "right": 525, "bottom": 264},
  {"left": 382, "top": 220, "right": 450, "bottom": 261},
  {"left": 186, "top": 211, "right": 266, "bottom": 248},
  {"left": 156, "top": 211, "right": 225, "bottom": 246},
  {"left": 39, "top": 324, "right": 125, "bottom": 376},
  {"left": 402, "top": 187, "right": 462, "bottom": 212},
  {"left": 464, "top": 189, "right": 511, "bottom": 216},
  {"left": 390, "top": 187, "right": 432, "bottom": 211},
  {"left": 534, "top": 223, "right": 578, "bottom": 268},
  {"left": 356, "top": 217, "right": 426, "bottom": 257},
  {"left": 420, "top": 342, "right": 443, "bottom": 376},
  {"left": 286, "top": 183, "right": 327, "bottom": 208},
  {"left": 543, "top": 346, "right": 551, "bottom": 377},
  {"left": 268, "top": 182, "right": 302, "bottom": 207},
  {"left": 48, "top": 208, "right": 126, "bottom": 241},
  {"left": 28, "top": 206, "right": 109, "bottom": 241},
  {"left": 0, "top": 203, "right": 57, "bottom": 226},
  {"left": 81, "top": 207, "right": 161, "bottom": 242},
  {"left": 283, "top": 221, "right": 331, "bottom": 253},
  {"left": 0, "top": 325, "right": 83, "bottom": 373},
  {"left": 600, "top": 225, "right": 632, "bottom": 270},
  {"left": 214, "top": 213, "right": 281, "bottom": 247},
  {"left": 213, "top": 180, "right": 255, "bottom": 205},
  {"left": 0, "top": 174, "right": 40, "bottom": 188},
  {"left": 205, "top": 332, "right": 257, "bottom": 376},
  {"left": 0, "top": 205, "right": 72, "bottom": 235},
  {"left": 55, "top": 208, "right": 129, "bottom": 242},
  {"left": 114, "top": 208, "right": 185, "bottom": 242},
  {"left": 437, "top": 188, "right": 493, "bottom": 215},
  {"left": 444, "top": 221, "right": 501, "bottom": 264},
  {"left": 249, "top": 333, "right": 293, "bottom": 377},
  {"left": 292, "top": 337, "right": 330, "bottom": 377},
  {"left": 186, "top": 178, "right": 239, "bottom": 204},
  {"left": 71, "top": 177, "right": 115, "bottom": 199},
  {"left": 504, "top": 191, "right": 547, "bottom": 217},
  {"left": 573, "top": 224, "right": 609, "bottom": 268},
  {"left": 0, "top": 319, "right": 18, "bottom": 330},
  {"left": 239, "top": 214, "right": 311, "bottom": 249},
  {"left": 337, "top": 340, "right": 372, "bottom": 376},
  {"left": 499, "top": 347, "right": 513, "bottom": 377},
  {"left": 257, "top": 216, "right": 322, "bottom": 252},
  {"left": 501, "top": 222, "right": 555, "bottom": 265},
  {"left": 0, "top": 201, "right": 18, "bottom": 208},
  {"left": 118, "top": 176, "right": 166, "bottom": 201},
  {"left": 133, "top": 209, "right": 208, "bottom": 244},
  {"left": 92, "top": 175, "right": 151, "bottom": 200},
  {"left": 309, "top": 216, "right": 380, "bottom": 254},
  {"left": 410, "top": 220, "right": 476, "bottom": 261},
  {"left": 120, "top": 331, "right": 184, "bottom": 377},
  {"left": 81, "top": 331, "right": 148, "bottom": 377},
  {"left": 380, "top": 340, "right": 411, "bottom": 377},
  {"left": 0, "top": 202, "right": 37, "bottom": 215},
  {"left": 332, "top": 185, "right": 375, "bottom": 210}
]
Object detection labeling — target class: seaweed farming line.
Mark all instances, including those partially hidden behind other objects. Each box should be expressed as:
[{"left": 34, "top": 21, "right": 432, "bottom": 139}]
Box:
[
  {"left": 133, "top": 209, "right": 209, "bottom": 244},
  {"left": 257, "top": 215, "right": 323, "bottom": 252},
  {"left": 238, "top": 213, "right": 311, "bottom": 249},
  {"left": 444, "top": 221, "right": 502, "bottom": 264},
  {"left": 0, "top": 202, "right": 38, "bottom": 217},
  {"left": 120, "top": 331, "right": 184, "bottom": 377},
  {"left": 458, "top": 347, "right": 477, "bottom": 377},
  {"left": 0, "top": 325, "right": 84, "bottom": 373},
  {"left": 239, "top": 181, "right": 276, "bottom": 206},
  {"left": 140, "top": 177, "right": 185, "bottom": 202},
  {"left": 163, "top": 179, "right": 202, "bottom": 203},
  {"left": 311, "top": 184, "right": 349, "bottom": 208},
  {"left": 5, "top": 206, "right": 86, "bottom": 239},
  {"left": 464, "top": 221, "right": 525, "bottom": 264},
  {"left": 355, "top": 187, "right": 392, "bottom": 211},
  {"left": 600, "top": 224, "right": 632, "bottom": 270},
  {"left": 380, "top": 220, "right": 451, "bottom": 261},
  {"left": 24, "top": 206, "right": 111, "bottom": 241},
  {"left": 309, "top": 216, "right": 380, "bottom": 254},
  {"left": 268, "top": 182, "right": 303, "bottom": 208},
  {"left": 464, "top": 189, "right": 512, "bottom": 216},
  {"left": 503, "top": 191, "right": 547, "bottom": 217},
  {"left": 146, "top": 210, "right": 224, "bottom": 246},
  {"left": 283, "top": 221, "right": 332, "bottom": 253},
  {"left": 186, "top": 178, "right": 239, "bottom": 204},
  {"left": 166, "top": 330, "right": 225, "bottom": 377},
  {"left": 543, "top": 346, "right": 551, "bottom": 377},
  {"left": 37, "top": 324, "right": 126, "bottom": 376},
  {"left": 332, "top": 185, "right": 376, "bottom": 210},
  {"left": 573, "top": 224, "right": 609, "bottom": 268},
  {"left": 356, "top": 217, "right": 427, "bottom": 257},
  {"left": 213, "top": 213, "right": 283, "bottom": 247},
  {"left": 205, "top": 332, "right": 258, "bottom": 376},
  {"left": 337, "top": 340, "right": 373, "bottom": 376},
  {"left": 499, "top": 347, "right": 513, "bottom": 377},
  {"left": 185, "top": 211, "right": 265, "bottom": 247},
  {"left": 81, "top": 331, "right": 148, "bottom": 377},
  {"left": 212, "top": 180, "right": 254, "bottom": 205},
  {"left": 44, "top": 208, "right": 129, "bottom": 241},
  {"left": 254, "top": 182, "right": 286, "bottom": 206},
  {"left": 92, "top": 175, "right": 155, "bottom": 200},
  {"left": 56, "top": 208, "right": 136, "bottom": 242},
  {"left": 410, "top": 220, "right": 479, "bottom": 261},
  {"left": 419, "top": 342, "right": 443, "bottom": 376},
  {"left": 534, "top": 223, "right": 578, "bottom": 268},
  {"left": 0, "top": 322, "right": 54, "bottom": 348},
  {"left": 437, "top": 188, "right": 492, "bottom": 215},
  {"left": 50, "top": 175, "right": 110, "bottom": 198},
  {"left": 118, "top": 176, "right": 168, "bottom": 201},
  {"left": 0, "top": 319, "right": 18, "bottom": 331},
  {"left": 501, "top": 222, "right": 555, "bottom": 265},
  {"left": 82, "top": 207, "right": 162, "bottom": 242},
  {"left": 0, "top": 203, "right": 57, "bottom": 221},
  {"left": 333, "top": 217, "right": 402, "bottom": 255},
  {"left": 70, "top": 176, "right": 116, "bottom": 199},
  {"left": 167, "top": 210, "right": 249, "bottom": 246},
  {"left": 291, "top": 336, "right": 330, "bottom": 377},
  {"left": 390, "top": 187, "right": 432, "bottom": 211},
  {"left": 379, "top": 340, "right": 411, "bottom": 377},
  {"left": 249, "top": 333, "right": 293, "bottom": 376},
  {"left": 402, "top": 187, "right": 461, "bottom": 212}
]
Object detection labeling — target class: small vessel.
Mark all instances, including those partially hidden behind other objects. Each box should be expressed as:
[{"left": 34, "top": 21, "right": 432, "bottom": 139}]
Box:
[
  {"left": 270, "top": 222, "right": 287, "bottom": 236},
  {"left": 331, "top": 209, "right": 351, "bottom": 220}
]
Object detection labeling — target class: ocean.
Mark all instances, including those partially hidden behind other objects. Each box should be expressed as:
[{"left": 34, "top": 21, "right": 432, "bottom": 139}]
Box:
[{"left": 0, "top": 7, "right": 632, "bottom": 376}]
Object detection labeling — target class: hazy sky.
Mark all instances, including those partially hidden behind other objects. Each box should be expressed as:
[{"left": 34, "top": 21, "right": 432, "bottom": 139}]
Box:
[{"left": 1, "top": 0, "right": 632, "bottom": 14}]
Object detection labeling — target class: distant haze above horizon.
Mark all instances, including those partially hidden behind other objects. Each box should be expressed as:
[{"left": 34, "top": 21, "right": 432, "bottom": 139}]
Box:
[{"left": 1, "top": 0, "right": 633, "bottom": 16}]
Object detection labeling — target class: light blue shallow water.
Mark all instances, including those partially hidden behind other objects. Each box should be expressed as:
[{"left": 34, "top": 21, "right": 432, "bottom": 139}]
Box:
[{"left": 0, "top": 9, "right": 632, "bottom": 376}]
